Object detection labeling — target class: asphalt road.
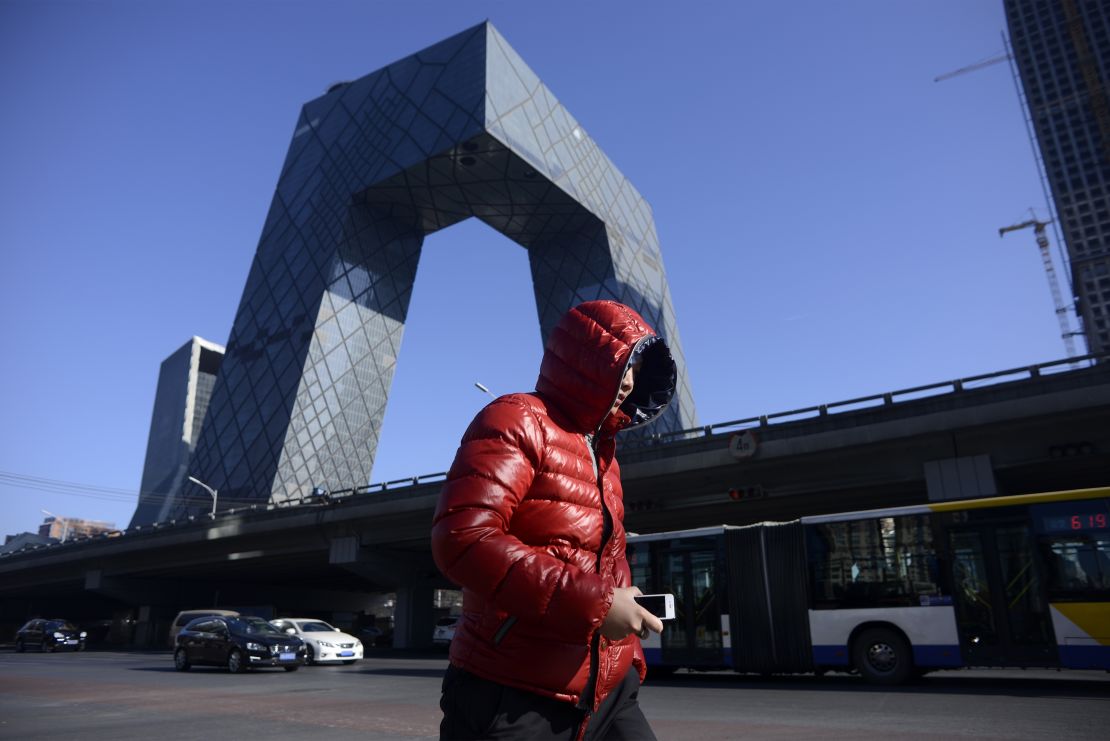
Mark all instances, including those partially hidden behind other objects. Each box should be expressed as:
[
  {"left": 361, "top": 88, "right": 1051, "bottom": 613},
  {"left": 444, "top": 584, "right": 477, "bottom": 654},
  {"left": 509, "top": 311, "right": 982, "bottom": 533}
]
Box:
[{"left": 1, "top": 649, "right": 1107, "bottom": 740}]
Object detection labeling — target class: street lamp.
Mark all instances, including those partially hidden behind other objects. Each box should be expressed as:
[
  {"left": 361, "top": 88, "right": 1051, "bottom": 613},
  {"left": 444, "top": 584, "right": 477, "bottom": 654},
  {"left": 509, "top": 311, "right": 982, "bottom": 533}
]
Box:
[
  {"left": 40, "top": 509, "right": 69, "bottom": 543},
  {"left": 474, "top": 382, "right": 496, "bottom": 400},
  {"left": 187, "top": 476, "right": 219, "bottom": 517}
]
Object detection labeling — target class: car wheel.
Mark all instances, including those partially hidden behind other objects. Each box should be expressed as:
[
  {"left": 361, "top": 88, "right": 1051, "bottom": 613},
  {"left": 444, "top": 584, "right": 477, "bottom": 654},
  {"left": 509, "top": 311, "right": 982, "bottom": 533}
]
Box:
[
  {"left": 15, "top": 639, "right": 24, "bottom": 653},
  {"left": 853, "top": 627, "right": 912, "bottom": 685},
  {"left": 174, "top": 648, "right": 191, "bottom": 672},
  {"left": 283, "top": 665, "right": 299, "bottom": 672},
  {"left": 227, "top": 649, "right": 246, "bottom": 674},
  {"left": 304, "top": 645, "right": 315, "bottom": 666},
  {"left": 41, "top": 638, "right": 53, "bottom": 653}
]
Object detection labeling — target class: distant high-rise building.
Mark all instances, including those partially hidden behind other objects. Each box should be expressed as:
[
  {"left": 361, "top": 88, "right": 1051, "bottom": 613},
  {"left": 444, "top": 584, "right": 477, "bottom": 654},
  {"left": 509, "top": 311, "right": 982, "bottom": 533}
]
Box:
[
  {"left": 38, "top": 515, "right": 115, "bottom": 541},
  {"left": 129, "top": 337, "right": 224, "bottom": 527},
  {"left": 1004, "top": 0, "right": 1110, "bottom": 356}
]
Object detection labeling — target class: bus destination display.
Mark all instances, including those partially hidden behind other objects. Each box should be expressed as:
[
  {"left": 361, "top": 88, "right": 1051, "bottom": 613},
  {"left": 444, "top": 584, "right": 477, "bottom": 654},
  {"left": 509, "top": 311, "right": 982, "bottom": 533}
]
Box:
[
  {"left": 1040, "top": 513, "right": 1108, "bottom": 532},
  {"left": 1034, "top": 498, "right": 1110, "bottom": 534}
]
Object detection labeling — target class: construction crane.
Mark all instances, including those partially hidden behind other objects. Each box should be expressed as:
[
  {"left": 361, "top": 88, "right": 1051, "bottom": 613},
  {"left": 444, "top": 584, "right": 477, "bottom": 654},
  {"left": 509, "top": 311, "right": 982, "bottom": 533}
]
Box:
[
  {"left": 998, "top": 218, "right": 1078, "bottom": 359},
  {"left": 933, "top": 52, "right": 1011, "bottom": 83}
]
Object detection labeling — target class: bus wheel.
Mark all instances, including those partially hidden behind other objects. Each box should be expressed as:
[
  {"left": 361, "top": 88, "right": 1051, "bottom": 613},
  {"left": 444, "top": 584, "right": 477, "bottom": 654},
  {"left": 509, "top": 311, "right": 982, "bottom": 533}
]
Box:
[{"left": 853, "top": 627, "right": 912, "bottom": 685}]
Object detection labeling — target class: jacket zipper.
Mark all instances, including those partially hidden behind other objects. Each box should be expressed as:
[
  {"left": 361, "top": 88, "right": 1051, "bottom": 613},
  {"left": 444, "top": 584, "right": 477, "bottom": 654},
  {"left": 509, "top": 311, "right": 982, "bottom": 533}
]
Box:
[
  {"left": 580, "top": 343, "right": 643, "bottom": 711},
  {"left": 578, "top": 433, "right": 609, "bottom": 711}
]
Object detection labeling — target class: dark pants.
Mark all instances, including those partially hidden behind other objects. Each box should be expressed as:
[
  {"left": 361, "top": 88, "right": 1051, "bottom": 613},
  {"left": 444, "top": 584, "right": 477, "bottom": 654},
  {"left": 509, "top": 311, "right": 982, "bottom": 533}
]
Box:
[{"left": 439, "top": 664, "right": 656, "bottom": 741}]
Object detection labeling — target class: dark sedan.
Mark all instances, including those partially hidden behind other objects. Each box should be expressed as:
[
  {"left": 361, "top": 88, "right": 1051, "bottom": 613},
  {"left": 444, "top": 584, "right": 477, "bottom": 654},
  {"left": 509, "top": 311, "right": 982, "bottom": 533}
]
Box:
[
  {"left": 174, "top": 615, "right": 305, "bottom": 673},
  {"left": 15, "top": 619, "right": 86, "bottom": 652}
]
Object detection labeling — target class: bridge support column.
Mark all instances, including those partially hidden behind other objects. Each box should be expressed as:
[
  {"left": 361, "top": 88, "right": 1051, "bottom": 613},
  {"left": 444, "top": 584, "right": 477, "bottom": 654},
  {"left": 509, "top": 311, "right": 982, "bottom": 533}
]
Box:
[
  {"left": 393, "top": 585, "right": 435, "bottom": 649},
  {"left": 84, "top": 571, "right": 185, "bottom": 648},
  {"left": 132, "top": 605, "right": 158, "bottom": 647}
]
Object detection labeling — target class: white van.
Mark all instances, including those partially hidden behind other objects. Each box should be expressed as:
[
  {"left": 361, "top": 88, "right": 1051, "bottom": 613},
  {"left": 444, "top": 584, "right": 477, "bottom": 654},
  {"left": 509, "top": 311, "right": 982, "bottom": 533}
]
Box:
[{"left": 168, "top": 609, "right": 239, "bottom": 648}]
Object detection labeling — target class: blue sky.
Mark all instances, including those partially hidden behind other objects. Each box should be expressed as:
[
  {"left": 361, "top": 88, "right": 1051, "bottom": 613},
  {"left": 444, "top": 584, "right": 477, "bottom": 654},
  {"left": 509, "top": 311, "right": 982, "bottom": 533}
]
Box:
[{"left": 0, "top": 0, "right": 1076, "bottom": 537}]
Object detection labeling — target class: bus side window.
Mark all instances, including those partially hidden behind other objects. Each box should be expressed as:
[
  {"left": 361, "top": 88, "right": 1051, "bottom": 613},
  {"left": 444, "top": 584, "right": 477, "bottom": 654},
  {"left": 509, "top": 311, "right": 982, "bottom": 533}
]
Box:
[
  {"left": 629, "top": 542, "right": 652, "bottom": 592},
  {"left": 1095, "top": 537, "right": 1110, "bottom": 589},
  {"left": 1040, "top": 535, "right": 1110, "bottom": 597},
  {"left": 806, "top": 515, "right": 939, "bottom": 609}
]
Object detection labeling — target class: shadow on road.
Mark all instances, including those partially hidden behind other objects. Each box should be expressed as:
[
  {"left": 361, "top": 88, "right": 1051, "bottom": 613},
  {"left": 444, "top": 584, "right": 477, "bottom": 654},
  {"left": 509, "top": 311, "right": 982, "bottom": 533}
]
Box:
[
  {"left": 128, "top": 666, "right": 311, "bottom": 676},
  {"left": 357, "top": 667, "right": 446, "bottom": 678},
  {"left": 646, "top": 670, "right": 1110, "bottom": 699}
]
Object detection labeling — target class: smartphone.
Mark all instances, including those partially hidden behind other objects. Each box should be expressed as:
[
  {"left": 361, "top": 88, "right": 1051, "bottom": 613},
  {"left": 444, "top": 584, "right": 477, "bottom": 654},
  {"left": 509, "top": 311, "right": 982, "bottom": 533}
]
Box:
[{"left": 634, "top": 593, "right": 675, "bottom": 620}]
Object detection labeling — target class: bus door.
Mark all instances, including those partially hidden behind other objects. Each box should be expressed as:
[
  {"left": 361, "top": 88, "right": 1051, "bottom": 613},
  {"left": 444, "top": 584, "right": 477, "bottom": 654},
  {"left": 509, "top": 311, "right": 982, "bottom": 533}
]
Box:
[
  {"left": 948, "top": 523, "right": 1057, "bottom": 666},
  {"left": 658, "top": 545, "right": 724, "bottom": 667}
]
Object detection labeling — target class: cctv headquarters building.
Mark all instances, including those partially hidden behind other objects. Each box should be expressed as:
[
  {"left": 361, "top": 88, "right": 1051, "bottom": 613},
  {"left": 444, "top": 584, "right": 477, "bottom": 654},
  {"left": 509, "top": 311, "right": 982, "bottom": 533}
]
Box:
[{"left": 150, "top": 23, "right": 698, "bottom": 521}]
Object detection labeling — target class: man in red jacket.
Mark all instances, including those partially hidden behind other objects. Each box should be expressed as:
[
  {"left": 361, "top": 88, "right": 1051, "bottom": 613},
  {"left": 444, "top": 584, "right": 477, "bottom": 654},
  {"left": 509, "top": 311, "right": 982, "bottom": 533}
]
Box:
[{"left": 432, "top": 300, "right": 677, "bottom": 740}]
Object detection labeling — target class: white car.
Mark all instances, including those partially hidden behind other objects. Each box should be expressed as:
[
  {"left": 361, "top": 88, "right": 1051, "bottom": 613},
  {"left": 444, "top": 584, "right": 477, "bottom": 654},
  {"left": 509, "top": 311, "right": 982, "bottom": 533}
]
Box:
[
  {"left": 433, "top": 616, "right": 459, "bottom": 647},
  {"left": 270, "top": 618, "right": 363, "bottom": 665}
]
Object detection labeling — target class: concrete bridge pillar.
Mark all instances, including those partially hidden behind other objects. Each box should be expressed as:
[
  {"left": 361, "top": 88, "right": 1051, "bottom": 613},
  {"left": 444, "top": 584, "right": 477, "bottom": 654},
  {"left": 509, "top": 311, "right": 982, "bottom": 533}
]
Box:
[{"left": 393, "top": 585, "right": 435, "bottom": 649}]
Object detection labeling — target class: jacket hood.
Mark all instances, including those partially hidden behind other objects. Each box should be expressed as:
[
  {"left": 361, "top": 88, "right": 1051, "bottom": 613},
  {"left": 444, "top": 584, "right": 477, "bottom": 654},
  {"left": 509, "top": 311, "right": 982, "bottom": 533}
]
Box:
[{"left": 535, "top": 301, "right": 676, "bottom": 436}]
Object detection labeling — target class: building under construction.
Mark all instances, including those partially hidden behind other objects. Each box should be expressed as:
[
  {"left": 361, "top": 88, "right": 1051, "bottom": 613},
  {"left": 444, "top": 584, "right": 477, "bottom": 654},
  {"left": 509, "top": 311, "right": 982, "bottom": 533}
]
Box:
[{"left": 1004, "top": 0, "right": 1110, "bottom": 357}]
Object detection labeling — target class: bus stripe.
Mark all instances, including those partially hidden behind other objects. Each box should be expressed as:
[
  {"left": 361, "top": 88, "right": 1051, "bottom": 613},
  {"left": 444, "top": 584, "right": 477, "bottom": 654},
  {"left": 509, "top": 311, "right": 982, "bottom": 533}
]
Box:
[
  {"left": 926, "top": 486, "right": 1110, "bottom": 512},
  {"left": 1051, "top": 603, "right": 1110, "bottom": 646},
  {"left": 1058, "top": 644, "right": 1110, "bottom": 669}
]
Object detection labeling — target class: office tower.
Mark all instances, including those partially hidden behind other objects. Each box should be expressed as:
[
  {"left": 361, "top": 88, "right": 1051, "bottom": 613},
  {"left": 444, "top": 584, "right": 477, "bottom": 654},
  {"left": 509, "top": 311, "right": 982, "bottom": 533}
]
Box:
[
  {"left": 177, "top": 22, "right": 697, "bottom": 517},
  {"left": 129, "top": 337, "right": 224, "bottom": 526},
  {"left": 38, "top": 515, "right": 116, "bottom": 541},
  {"left": 1005, "top": 0, "right": 1110, "bottom": 356}
]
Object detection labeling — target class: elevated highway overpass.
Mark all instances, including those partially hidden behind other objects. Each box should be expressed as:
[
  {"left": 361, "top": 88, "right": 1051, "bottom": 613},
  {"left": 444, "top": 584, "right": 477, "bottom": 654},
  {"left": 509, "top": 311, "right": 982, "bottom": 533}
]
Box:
[{"left": 2, "top": 356, "right": 1107, "bottom": 647}]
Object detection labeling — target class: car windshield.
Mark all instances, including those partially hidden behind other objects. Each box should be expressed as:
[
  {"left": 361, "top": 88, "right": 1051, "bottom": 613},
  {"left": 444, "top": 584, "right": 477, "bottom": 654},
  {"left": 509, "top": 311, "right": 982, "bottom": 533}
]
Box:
[
  {"left": 46, "top": 620, "right": 76, "bottom": 631},
  {"left": 229, "top": 617, "right": 282, "bottom": 636},
  {"left": 298, "top": 621, "right": 337, "bottom": 633}
]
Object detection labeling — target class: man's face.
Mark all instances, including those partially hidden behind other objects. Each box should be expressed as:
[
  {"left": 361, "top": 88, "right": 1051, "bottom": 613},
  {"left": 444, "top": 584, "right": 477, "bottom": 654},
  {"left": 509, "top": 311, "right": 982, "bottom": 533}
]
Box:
[{"left": 611, "top": 356, "right": 642, "bottom": 414}]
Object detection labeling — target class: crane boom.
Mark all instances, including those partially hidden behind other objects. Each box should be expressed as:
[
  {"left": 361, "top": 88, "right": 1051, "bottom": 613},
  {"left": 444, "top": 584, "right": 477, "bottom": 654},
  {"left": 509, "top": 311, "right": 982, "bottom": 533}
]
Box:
[
  {"left": 998, "top": 218, "right": 1078, "bottom": 359},
  {"left": 934, "top": 53, "right": 1011, "bottom": 83}
]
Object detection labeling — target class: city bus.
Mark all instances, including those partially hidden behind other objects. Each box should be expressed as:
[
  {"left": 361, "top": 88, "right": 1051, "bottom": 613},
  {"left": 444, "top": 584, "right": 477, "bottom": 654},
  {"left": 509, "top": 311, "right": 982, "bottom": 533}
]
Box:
[{"left": 627, "top": 486, "right": 1109, "bottom": 684}]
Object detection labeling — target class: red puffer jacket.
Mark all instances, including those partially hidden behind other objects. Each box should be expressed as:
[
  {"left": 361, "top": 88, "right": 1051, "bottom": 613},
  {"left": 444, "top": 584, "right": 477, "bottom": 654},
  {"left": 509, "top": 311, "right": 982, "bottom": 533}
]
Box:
[{"left": 431, "top": 300, "right": 676, "bottom": 712}]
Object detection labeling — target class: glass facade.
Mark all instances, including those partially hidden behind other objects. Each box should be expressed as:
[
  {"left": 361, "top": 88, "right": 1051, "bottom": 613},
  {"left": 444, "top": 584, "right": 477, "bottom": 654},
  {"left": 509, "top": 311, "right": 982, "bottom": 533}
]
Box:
[
  {"left": 130, "top": 337, "right": 225, "bottom": 527},
  {"left": 175, "top": 23, "right": 697, "bottom": 518},
  {"left": 1005, "top": 0, "right": 1110, "bottom": 355}
]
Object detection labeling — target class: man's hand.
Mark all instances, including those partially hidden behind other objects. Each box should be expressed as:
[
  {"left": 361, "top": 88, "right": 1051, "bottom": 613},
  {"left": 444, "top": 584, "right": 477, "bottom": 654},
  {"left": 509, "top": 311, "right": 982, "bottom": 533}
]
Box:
[{"left": 600, "top": 586, "right": 664, "bottom": 640}]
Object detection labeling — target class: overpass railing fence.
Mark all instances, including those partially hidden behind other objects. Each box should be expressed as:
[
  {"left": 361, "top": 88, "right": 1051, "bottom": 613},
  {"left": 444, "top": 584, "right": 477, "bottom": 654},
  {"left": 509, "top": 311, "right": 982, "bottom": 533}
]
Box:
[
  {"left": 620, "top": 352, "right": 1106, "bottom": 450},
  {"left": 5, "top": 354, "right": 1104, "bottom": 560}
]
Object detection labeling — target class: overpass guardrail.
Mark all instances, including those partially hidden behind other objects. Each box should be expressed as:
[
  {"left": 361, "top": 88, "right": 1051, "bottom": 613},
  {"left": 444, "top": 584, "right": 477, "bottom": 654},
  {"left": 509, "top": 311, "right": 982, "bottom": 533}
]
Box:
[{"left": 621, "top": 352, "right": 1106, "bottom": 450}]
